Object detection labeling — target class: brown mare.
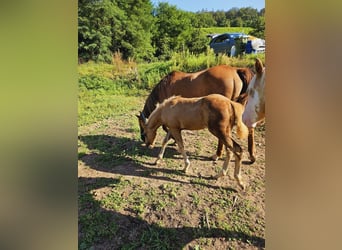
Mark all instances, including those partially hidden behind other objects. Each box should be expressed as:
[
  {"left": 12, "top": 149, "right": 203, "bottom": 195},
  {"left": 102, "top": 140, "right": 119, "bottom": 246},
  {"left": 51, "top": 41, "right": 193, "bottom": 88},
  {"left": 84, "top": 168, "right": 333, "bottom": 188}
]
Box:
[
  {"left": 242, "top": 58, "right": 265, "bottom": 160},
  {"left": 140, "top": 94, "right": 249, "bottom": 189},
  {"left": 137, "top": 64, "right": 255, "bottom": 162}
]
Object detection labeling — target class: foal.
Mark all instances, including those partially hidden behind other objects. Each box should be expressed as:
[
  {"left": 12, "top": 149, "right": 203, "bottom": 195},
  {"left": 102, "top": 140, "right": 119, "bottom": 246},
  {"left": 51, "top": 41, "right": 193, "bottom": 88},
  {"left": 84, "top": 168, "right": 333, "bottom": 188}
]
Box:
[{"left": 140, "top": 94, "right": 249, "bottom": 189}]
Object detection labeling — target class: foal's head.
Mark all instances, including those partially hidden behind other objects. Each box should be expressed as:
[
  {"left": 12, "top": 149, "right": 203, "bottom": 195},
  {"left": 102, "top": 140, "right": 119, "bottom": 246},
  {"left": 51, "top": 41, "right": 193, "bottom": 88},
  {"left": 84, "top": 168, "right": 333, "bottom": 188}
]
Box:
[
  {"left": 137, "top": 112, "right": 157, "bottom": 148},
  {"left": 242, "top": 58, "right": 265, "bottom": 128},
  {"left": 137, "top": 112, "right": 147, "bottom": 141}
]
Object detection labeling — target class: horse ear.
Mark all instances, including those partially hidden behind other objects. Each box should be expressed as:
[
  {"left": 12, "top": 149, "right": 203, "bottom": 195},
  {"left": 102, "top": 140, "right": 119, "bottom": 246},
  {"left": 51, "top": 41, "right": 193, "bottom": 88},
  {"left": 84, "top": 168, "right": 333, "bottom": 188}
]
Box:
[{"left": 140, "top": 112, "right": 147, "bottom": 124}]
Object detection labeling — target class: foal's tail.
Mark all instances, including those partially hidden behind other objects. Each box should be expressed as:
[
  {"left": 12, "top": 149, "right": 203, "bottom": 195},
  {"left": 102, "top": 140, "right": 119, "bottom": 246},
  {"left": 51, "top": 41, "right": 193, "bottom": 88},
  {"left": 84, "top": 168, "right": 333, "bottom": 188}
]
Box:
[{"left": 230, "top": 101, "right": 249, "bottom": 139}]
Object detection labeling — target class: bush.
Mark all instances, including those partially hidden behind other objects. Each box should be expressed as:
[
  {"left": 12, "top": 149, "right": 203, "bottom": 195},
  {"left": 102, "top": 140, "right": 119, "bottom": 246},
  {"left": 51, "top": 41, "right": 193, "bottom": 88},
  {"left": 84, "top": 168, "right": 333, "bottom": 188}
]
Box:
[{"left": 79, "top": 75, "right": 113, "bottom": 91}]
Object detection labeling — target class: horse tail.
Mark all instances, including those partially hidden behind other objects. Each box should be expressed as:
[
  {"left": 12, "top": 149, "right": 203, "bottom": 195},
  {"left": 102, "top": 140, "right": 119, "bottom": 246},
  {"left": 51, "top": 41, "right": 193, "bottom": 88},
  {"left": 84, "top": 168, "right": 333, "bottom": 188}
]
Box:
[
  {"left": 237, "top": 68, "right": 254, "bottom": 95},
  {"left": 230, "top": 101, "right": 249, "bottom": 139}
]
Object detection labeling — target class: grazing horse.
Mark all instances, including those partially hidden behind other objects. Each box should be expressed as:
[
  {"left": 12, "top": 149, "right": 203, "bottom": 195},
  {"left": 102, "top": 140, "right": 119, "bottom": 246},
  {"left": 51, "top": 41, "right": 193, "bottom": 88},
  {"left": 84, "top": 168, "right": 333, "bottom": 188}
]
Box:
[
  {"left": 140, "top": 94, "right": 249, "bottom": 189},
  {"left": 242, "top": 58, "right": 265, "bottom": 161},
  {"left": 137, "top": 65, "right": 254, "bottom": 162}
]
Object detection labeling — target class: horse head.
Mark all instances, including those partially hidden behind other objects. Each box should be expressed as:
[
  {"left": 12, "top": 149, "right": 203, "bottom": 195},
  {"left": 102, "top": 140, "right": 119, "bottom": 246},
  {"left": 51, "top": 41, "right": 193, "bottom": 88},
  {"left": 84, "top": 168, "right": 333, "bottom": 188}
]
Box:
[
  {"left": 242, "top": 58, "right": 265, "bottom": 128},
  {"left": 136, "top": 112, "right": 156, "bottom": 148},
  {"left": 136, "top": 112, "right": 147, "bottom": 141}
]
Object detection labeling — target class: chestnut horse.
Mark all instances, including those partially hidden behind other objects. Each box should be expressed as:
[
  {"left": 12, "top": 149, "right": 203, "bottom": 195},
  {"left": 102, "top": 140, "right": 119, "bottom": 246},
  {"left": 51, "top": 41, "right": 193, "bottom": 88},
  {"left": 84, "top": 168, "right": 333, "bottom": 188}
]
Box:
[
  {"left": 242, "top": 58, "right": 265, "bottom": 161},
  {"left": 140, "top": 94, "right": 249, "bottom": 189},
  {"left": 137, "top": 64, "right": 254, "bottom": 162}
]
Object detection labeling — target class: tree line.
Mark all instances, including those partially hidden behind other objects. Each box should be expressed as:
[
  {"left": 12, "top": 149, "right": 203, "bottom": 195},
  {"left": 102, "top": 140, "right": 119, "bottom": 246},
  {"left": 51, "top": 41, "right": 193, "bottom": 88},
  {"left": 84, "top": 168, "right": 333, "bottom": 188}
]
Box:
[{"left": 78, "top": 0, "right": 265, "bottom": 63}]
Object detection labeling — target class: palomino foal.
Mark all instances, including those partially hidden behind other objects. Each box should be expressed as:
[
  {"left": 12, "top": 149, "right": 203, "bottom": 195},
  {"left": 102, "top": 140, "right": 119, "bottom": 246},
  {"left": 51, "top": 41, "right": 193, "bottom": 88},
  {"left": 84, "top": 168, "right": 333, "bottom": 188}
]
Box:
[
  {"left": 140, "top": 94, "right": 249, "bottom": 189},
  {"left": 242, "top": 58, "right": 265, "bottom": 160}
]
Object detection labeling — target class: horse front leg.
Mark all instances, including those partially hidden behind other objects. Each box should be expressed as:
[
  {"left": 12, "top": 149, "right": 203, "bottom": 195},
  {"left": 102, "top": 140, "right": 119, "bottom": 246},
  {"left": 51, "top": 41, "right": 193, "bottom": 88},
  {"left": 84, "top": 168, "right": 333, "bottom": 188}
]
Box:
[
  {"left": 170, "top": 129, "right": 190, "bottom": 173},
  {"left": 155, "top": 131, "right": 171, "bottom": 165},
  {"left": 248, "top": 127, "right": 256, "bottom": 163},
  {"left": 162, "top": 125, "right": 176, "bottom": 145}
]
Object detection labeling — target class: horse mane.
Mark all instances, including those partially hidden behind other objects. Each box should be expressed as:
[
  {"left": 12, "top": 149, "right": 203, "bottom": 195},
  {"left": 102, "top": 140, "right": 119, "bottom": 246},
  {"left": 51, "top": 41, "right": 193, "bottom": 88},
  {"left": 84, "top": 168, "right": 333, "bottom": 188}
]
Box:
[{"left": 142, "top": 72, "right": 173, "bottom": 118}]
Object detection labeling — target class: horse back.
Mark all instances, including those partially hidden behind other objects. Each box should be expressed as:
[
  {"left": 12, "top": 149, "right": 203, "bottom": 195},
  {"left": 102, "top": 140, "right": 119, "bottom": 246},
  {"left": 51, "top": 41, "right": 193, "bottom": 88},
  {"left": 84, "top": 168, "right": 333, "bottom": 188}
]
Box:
[
  {"left": 167, "top": 65, "right": 246, "bottom": 100},
  {"left": 160, "top": 96, "right": 208, "bottom": 130}
]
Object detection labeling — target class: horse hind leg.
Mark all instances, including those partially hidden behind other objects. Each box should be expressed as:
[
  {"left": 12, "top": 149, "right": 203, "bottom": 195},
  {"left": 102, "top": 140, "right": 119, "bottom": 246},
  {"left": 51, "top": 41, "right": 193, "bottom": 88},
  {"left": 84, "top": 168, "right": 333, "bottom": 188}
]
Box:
[
  {"left": 231, "top": 139, "right": 245, "bottom": 189},
  {"left": 215, "top": 135, "right": 245, "bottom": 190},
  {"left": 211, "top": 139, "right": 223, "bottom": 161},
  {"left": 215, "top": 149, "right": 231, "bottom": 178}
]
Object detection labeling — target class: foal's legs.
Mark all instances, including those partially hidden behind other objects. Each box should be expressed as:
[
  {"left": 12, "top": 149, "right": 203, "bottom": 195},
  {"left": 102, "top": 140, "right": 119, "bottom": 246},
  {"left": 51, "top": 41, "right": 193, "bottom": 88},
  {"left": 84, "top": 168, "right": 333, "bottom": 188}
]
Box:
[
  {"left": 155, "top": 131, "right": 171, "bottom": 165},
  {"left": 214, "top": 133, "right": 245, "bottom": 189},
  {"left": 169, "top": 129, "right": 190, "bottom": 172},
  {"left": 215, "top": 148, "right": 231, "bottom": 176},
  {"left": 248, "top": 128, "right": 256, "bottom": 163},
  {"left": 231, "top": 139, "right": 244, "bottom": 189}
]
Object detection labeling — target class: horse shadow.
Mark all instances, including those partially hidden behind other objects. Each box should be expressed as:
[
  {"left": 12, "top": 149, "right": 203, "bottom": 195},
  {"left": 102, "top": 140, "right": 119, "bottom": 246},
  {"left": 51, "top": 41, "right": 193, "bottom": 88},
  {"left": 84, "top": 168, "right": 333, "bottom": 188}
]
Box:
[
  {"left": 78, "top": 134, "right": 241, "bottom": 191},
  {"left": 78, "top": 176, "right": 265, "bottom": 249}
]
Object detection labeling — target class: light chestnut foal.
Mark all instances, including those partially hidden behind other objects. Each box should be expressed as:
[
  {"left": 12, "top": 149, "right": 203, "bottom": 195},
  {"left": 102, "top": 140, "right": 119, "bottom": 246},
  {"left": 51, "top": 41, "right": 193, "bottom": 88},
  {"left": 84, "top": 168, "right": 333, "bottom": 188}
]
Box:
[{"left": 140, "top": 94, "right": 248, "bottom": 189}]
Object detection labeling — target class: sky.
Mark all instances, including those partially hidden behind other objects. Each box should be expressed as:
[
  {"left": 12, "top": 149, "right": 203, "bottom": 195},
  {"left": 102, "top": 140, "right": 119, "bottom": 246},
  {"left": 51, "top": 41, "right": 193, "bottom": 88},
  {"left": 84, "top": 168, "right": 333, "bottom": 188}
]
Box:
[{"left": 151, "top": 0, "right": 265, "bottom": 12}]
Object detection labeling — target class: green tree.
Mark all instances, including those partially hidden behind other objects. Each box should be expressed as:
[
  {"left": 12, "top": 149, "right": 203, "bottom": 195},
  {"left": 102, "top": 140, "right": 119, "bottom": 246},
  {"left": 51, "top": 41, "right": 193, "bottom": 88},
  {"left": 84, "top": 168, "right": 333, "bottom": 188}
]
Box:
[
  {"left": 238, "top": 7, "right": 259, "bottom": 27},
  {"left": 196, "top": 12, "right": 217, "bottom": 28},
  {"left": 78, "top": 0, "right": 154, "bottom": 63},
  {"left": 78, "top": 0, "right": 120, "bottom": 62},
  {"left": 225, "top": 7, "right": 239, "bottom": 23},
  {"left": 250, "top": 15, "right": 265, "bottom": 39},
  {"left": 115, "top": 0, "right": 155, "bottom": 61},
  {"left": 213, "top": 11, "right": 229, "bottom": 27},
  {"left": 231, "top": 17, "right": 243, "bottom": 27},
  {"left": 152, "top": 3, "right": 194, "bottom": 59}
]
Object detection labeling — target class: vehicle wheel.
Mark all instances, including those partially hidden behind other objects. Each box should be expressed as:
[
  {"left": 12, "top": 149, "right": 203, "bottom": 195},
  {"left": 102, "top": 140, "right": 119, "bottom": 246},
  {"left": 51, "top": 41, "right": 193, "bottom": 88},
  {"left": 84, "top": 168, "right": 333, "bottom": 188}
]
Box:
[{"left": 230, "top": 46, "right": 236, "bottom": 57}]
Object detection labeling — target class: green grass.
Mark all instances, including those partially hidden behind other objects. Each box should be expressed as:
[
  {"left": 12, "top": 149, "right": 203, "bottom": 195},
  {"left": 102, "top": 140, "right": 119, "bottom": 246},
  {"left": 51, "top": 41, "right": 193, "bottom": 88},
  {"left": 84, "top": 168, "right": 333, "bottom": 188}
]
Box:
[
  {"left": 78, "top": 178, "right": 121, "bottom": 249},
  {"left": 78, "top": 56, "right": 265, "bottom": 249},
  {"left": 78, "top": 92, "right": 146, "bottom": 127},
  {"left": 200, "top": 27, "right": 254, "bottom": 36},
  {"left": 78, "top": 52, "right": 264, "bottom": 127}
]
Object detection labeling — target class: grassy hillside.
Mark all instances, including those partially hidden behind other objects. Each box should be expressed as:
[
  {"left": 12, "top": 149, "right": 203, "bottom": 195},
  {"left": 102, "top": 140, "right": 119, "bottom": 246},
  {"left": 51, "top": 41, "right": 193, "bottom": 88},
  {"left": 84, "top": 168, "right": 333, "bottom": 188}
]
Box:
[
  {"left": 201, "top": 27, "right": 254, "bottom": 36},
  {"left": 78, "top": 53, "right": 265, "bottom": 126}
]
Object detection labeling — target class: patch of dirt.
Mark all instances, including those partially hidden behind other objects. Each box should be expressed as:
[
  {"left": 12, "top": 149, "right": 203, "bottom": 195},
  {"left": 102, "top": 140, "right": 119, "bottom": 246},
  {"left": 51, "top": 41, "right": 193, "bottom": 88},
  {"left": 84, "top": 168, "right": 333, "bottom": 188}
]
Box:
[{"left": 78, "top": 115, "right": 265, "bottom": 249}]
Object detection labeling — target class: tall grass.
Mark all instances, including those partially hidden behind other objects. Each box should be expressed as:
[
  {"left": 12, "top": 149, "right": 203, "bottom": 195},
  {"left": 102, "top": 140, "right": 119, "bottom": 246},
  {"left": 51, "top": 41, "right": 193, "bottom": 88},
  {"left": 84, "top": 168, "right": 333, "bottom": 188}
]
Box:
[{"left": 78, "top": 51, "right": 265, "bottom": 126}]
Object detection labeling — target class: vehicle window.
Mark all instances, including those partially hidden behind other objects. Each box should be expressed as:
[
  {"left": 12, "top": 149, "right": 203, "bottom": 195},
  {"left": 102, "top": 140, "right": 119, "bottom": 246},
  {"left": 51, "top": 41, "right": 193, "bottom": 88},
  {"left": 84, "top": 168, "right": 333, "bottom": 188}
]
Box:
[{"left": 213, "top": 35, "right": 228, "bottom": 43}]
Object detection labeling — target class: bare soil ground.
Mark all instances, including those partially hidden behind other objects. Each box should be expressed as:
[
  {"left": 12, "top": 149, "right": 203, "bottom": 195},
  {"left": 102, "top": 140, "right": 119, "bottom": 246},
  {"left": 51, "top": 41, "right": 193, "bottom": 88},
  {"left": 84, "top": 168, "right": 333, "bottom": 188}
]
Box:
[{"left": 78, "top": 101, "right": 265, "bottom": 249}]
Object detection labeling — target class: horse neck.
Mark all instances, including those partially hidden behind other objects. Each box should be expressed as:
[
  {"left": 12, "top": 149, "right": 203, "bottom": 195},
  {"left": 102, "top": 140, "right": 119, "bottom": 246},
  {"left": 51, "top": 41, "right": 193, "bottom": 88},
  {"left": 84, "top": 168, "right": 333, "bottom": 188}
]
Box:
[
  {"left": 143, "top": 74, "right": 170, "bottom": 117},
  {"left": 142, "top": 87, "right": 159, "bottom": 118},
  {"left": 147, "top": 106, "right": 163, "bottom": 132}
]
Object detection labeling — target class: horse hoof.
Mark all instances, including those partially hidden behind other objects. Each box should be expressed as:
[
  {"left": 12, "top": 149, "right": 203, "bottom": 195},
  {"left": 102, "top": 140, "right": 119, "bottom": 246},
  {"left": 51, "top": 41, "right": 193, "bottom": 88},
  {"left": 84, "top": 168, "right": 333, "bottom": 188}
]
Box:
[
  {"left": 183, "top": 162, "right": 190, "bottom": 173},
  {"left": 239, "top": 182, "right": 246, "bottom": 190},
  {"left": 155, "top": 159, "right": 162, "bottom": 165},
  {"left": 215, "top": 171, "right": 225, "bottom": 179},
  {"left": 249, "top": 155, "right": 256, "bottom": 164},
  {"left": 211, "top": 154, "right": 219, "bottom": 162}
]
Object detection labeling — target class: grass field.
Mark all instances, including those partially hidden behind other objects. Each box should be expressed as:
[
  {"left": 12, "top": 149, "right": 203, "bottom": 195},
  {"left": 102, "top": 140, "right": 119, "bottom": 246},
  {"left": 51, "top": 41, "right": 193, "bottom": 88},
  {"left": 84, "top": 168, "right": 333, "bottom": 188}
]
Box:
[
  {"left": 201, "top": 27, "right": 254, "bottom": 35},
  {"left": 78, "top": 55, "right": 265, "bottom": 249}
]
